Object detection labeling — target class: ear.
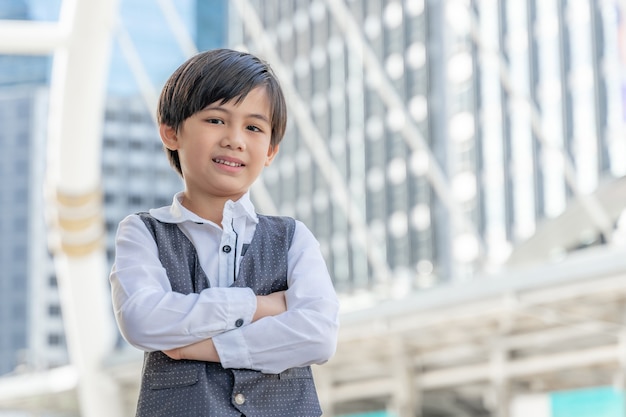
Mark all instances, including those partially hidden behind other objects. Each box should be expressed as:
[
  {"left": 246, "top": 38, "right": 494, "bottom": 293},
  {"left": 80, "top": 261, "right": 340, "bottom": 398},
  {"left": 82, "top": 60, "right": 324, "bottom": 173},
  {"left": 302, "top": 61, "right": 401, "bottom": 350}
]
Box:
[
  {"left": 265, "top": 144, "right": 279, "bottom": 166},
  {"left": 160, "top": 124, "right": 179, "bottom": 150}
]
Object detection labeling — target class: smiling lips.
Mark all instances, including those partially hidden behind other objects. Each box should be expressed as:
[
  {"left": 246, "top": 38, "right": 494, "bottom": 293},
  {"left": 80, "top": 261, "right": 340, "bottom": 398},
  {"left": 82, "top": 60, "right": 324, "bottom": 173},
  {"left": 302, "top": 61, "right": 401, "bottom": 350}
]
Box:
[{"left": 213, "top": 158, "right": 244, "bottom": 167}]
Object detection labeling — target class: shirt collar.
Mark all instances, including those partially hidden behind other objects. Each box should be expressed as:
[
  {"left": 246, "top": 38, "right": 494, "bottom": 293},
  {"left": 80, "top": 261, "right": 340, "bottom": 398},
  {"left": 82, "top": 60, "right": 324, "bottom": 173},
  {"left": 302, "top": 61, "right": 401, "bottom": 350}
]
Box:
[{"left": 149, "top": 191, "right": 258, "bottom": 225}]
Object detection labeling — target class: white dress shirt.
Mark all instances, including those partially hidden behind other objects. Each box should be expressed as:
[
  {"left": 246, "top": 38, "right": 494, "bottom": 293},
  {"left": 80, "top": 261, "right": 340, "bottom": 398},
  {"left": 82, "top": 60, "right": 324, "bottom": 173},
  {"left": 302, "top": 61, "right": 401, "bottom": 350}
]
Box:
[{"left": 110, "top": 192, "right": 340, "bottom": 374}]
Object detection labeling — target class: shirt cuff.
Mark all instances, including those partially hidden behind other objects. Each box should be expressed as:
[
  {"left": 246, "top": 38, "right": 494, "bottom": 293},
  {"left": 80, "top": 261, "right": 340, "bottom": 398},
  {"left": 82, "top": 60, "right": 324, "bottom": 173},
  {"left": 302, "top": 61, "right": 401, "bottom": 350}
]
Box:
[
  {"left": 213, "top": 327, "right": 253, "bottom": 370},
  {"left": 218, "top": 287, "right": 256, "bottom": 333}
]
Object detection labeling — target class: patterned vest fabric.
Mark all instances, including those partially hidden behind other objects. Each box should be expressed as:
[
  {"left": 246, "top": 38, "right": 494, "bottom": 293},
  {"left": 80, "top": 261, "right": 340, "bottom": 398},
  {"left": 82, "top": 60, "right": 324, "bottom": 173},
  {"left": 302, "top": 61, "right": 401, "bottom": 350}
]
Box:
[{"left": 134, "top": 214, "right": 322, "bottom": 417}]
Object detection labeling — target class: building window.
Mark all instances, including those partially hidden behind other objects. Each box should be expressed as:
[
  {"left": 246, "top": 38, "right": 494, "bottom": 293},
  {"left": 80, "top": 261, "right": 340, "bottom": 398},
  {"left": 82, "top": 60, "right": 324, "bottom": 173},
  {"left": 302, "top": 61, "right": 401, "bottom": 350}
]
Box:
[
  {"left": 128, "top": 194, "right": 143, "bottom": 205},
  {"left": 48, "top": 333, "right": 62, "bottom": 346},
  {"left": 48, "top": 304, "right": 62, "bottom": 317}
]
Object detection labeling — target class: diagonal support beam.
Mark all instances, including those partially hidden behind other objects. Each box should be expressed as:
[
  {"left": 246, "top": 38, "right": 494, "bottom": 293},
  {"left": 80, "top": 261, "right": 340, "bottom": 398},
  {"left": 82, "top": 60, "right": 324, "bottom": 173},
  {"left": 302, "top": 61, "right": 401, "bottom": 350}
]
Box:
[{"left": 324, "top": 0, "right": 484, "bottom": 256}]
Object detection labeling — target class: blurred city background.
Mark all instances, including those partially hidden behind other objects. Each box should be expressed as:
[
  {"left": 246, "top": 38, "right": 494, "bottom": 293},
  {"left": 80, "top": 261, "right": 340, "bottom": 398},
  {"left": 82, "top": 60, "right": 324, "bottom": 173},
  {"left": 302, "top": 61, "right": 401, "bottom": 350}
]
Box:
[{"left": 1, "top": 0, "right": 626, "bottom": 416}]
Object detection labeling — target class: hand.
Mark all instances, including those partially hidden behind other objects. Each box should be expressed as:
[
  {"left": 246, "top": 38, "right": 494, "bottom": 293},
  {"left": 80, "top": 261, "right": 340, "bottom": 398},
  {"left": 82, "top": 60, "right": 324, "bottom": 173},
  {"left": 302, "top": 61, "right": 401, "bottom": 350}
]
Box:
[
  {"left": 163, "top": 347, "right": 183, "bottom": 360},
  {"left": 162, "top": 339, "right": 220, "bottom": 362},
  {"left": 253, "top": 291, "right": 287, "bottom": 322}
]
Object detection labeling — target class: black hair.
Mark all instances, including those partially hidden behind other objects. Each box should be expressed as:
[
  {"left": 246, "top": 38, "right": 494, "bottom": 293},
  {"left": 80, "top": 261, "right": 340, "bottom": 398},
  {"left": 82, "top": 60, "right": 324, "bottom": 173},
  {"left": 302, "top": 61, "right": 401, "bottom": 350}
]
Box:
[{"left": 157, "top": 48, "right": 287, "bottom": 176}]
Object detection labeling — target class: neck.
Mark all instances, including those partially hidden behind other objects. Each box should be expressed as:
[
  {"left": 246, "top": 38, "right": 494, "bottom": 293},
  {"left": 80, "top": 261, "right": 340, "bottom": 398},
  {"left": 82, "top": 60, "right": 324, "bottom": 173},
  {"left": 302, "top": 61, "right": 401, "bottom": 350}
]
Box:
[{"left": 181, "top": 193, "right": 236, "bottom": 225}]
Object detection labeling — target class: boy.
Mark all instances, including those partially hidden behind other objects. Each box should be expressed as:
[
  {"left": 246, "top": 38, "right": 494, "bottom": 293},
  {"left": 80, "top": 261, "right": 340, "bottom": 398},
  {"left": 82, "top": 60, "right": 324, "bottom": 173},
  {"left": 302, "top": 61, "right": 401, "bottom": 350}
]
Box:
[{"left": 109, "top": 49, "right": 340, "bottom": 417}]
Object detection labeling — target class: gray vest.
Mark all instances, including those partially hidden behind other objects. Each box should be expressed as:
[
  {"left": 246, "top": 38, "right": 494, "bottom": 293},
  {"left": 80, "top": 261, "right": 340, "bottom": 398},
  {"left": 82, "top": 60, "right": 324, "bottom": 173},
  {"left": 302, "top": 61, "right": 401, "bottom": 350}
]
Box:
[{"left": 135, "top": 213, "right": 322, "bottom": 417}]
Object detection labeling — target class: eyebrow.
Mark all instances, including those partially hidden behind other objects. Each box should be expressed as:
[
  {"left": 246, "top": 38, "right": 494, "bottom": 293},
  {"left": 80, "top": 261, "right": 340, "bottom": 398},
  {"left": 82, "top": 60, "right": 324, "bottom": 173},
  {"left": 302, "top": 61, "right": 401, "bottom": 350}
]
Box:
[{"left": 202, "top": 106, "right": 270, "bottom": 124}]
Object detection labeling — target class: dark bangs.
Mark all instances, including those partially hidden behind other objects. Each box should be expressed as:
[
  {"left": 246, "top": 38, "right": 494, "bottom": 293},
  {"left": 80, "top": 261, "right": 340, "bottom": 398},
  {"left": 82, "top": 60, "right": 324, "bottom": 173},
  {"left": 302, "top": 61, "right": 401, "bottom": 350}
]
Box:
[{"left": 158, "top": 49, "right": 286, "bottom": 147}]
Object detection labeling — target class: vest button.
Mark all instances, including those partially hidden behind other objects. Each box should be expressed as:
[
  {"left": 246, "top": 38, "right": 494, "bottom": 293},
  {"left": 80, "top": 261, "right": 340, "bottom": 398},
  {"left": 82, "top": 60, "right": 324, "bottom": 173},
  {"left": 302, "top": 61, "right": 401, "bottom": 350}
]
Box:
[
  {"left": 234, "top": 393, "right": 246, "bottom": 405},
  {"left": 235, "top": 318, "right": 244, "bottom": 327},
  {"left": 222, "top": 245, "right": 232, "bottom": 253}
]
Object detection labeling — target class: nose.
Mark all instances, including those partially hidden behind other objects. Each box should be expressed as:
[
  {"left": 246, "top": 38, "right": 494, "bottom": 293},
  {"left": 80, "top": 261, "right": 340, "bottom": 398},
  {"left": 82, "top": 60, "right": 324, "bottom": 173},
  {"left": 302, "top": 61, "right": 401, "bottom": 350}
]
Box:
[{"left": 220, "top": 126, "right": 246, "bottom": 151}]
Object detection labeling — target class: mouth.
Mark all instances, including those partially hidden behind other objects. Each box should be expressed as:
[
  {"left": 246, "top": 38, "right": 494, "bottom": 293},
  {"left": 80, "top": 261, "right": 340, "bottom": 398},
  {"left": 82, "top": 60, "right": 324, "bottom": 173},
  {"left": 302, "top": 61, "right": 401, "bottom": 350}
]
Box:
[{"left": 213, "top": 158, "right": 245, "bottom": 167}]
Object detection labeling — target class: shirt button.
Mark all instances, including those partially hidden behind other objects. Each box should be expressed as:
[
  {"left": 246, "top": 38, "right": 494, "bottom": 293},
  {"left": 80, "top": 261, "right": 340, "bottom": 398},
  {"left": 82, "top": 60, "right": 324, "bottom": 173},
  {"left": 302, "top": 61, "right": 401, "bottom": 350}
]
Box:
[
  {"left": 222, "top": 245, "right": 232, "bottom": 253},
  {"left": 235, "top": 318, "right": 244, "bottom": 327},
  {"left": 234, "top": 393, "right": 246, "bottom": 405}
]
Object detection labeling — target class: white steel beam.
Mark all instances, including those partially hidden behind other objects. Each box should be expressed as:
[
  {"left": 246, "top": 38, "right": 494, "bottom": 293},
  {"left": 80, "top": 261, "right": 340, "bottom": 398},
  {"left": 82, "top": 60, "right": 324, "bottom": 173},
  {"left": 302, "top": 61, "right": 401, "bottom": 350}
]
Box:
[
  {"left": 44, "top": 0, "right": 124, "bottom": 416},
  {"left": 325, "top": 244, "right": 626, "bottom": 408},
  {"left": 156, "top": 0, "right": 198, "bottom": 58},
  {"left": 330, "top": 337, "right": 621, "bottom": 403},
  {"left": 338, "top": 243, "right": 626, "bottom": 337},
  {"left": 0, "top": 365, "right": 77, "bottom": 406},
  {"left": 0, "top": 20, "right": 68, "bottom": 54},
  {"left": 113, "top": 21, "right": 159, "bottom": 118}
]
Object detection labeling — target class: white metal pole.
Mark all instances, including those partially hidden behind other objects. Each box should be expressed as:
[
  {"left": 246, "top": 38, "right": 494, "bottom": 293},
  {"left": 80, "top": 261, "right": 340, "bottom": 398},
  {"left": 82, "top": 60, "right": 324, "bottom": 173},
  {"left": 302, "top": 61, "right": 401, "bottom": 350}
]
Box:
[{"left": 45, "top": 0, "right": 124, "bottom": 415}]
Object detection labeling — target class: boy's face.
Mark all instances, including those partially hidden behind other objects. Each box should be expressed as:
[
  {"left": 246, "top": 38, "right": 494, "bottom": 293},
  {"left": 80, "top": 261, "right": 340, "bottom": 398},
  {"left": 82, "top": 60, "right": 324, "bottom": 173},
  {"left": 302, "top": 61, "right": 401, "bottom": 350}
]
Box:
[{"left": 160, "top": 86, "right": 278, "bottom": 205}]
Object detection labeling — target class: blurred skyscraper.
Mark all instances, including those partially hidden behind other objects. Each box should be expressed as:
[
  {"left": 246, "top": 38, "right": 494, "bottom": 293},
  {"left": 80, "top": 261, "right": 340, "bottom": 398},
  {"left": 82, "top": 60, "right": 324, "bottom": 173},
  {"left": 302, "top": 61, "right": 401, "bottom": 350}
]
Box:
[
  {"left": 226, "top": 1, "right": 626, "bottom": 414},
  {"left": 230, "top": 0, "right": 626, "bottom": 297},
  {"left": 0, "top": 0, "right": 63, "bottom": 377}
]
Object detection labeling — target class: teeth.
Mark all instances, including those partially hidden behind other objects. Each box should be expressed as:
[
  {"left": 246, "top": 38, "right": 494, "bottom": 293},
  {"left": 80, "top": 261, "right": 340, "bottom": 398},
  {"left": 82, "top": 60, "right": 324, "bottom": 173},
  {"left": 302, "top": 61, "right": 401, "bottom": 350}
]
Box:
[{"left": 214, "top": 159, "right": 242, "bottom": 167}]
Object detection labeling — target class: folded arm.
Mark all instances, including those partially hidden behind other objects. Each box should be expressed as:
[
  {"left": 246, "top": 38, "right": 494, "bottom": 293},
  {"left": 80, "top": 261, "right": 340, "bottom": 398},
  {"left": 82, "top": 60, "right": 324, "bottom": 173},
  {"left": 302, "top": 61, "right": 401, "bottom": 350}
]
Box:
[
  {"left": 165, "top": 221, "right": 340, "bottom": 374},
  {"left": 163, "top": 291, "right": 287, "bottom": 361},
  {"left": 111, "top": 214, "right": 271, "bottom": 351}
]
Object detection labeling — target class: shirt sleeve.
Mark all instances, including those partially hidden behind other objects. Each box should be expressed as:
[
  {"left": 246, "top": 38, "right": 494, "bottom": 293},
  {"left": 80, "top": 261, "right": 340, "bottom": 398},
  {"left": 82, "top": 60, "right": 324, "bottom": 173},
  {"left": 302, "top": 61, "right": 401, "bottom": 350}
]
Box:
[
  {"left": 109, "top": 214, "right": 257, "bottom": 352},
  {"left": 212, "top": 220, "right": 340, "bottom": 374}
]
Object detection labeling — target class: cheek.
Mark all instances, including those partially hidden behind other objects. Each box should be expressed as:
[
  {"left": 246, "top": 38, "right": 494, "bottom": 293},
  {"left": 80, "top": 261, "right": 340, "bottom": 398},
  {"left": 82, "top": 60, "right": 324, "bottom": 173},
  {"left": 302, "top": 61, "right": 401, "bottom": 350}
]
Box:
[{"left": 178, "top": 146, "right": 203, "bottom": 170}]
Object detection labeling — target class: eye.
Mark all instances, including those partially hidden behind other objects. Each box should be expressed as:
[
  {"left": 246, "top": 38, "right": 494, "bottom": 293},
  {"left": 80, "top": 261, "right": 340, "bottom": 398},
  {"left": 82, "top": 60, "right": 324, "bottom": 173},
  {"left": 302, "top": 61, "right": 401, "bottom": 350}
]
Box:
[
  {"left": 206, "top": 118, "right": 224, "bottom": 125},
  {"left": 247, "top": 125, "right": 262, "bottom": 132}
]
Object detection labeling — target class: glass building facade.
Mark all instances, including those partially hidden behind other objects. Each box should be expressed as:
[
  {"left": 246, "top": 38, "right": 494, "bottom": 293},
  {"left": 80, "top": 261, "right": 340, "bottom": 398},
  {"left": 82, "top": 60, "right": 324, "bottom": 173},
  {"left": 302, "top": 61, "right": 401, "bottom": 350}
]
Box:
[
  {"left": 228, "top": 0, "right": 626, "bottom": 299},
  {"left": 0, "top": 1, "right": 61, "bottom": 376},
  {"left": 0, "top": 88, "right": 59, "bottom": 376}
]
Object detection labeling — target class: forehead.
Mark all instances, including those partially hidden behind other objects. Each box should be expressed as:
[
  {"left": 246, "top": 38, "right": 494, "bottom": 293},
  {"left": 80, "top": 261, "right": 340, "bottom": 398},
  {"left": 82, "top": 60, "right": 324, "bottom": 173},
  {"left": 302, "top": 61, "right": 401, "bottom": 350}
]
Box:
[{"left": 206, "top": 86, "right": 271, "bottom": 114}]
